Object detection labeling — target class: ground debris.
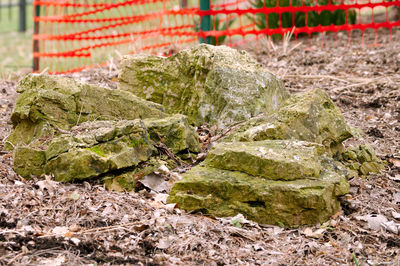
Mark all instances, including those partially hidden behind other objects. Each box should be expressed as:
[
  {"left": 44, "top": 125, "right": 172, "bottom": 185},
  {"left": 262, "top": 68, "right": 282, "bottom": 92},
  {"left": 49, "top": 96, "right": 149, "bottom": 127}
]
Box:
[{"left": 1, "top": 29, "right": 400, "bottom": 264}]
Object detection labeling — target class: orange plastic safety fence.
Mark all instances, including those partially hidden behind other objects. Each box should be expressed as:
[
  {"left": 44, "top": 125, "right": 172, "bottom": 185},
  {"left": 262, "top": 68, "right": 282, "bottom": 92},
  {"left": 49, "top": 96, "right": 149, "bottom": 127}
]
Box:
[{"left": 33, "top": 0, "right": 400, "bottom": 73}]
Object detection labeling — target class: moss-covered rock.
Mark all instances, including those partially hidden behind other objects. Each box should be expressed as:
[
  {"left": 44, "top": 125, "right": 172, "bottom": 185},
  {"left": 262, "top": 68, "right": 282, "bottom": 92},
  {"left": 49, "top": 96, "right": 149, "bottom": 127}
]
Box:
[
  {"left": 23, "top": 119, "right": 153, "bottom": 182},
  {"left": 205, "top": 140, "right": 324, "bottom": 181},
  {"left": 13, "top": 117, "right": 200, "bottom": 182},
  {"left": 143, "top": 114, "right": 201, "bottom": 154},
  {"left": 103, "top": 158, "right": 163, "bottom": 192},
  {"left": 339, "top": 144, "right": 384, "bottom": 176},
  {"left": 119, "top": 44, "right": 289, "bottom": 128},
  {"left": 6, "top": 74, "right": 167, "bottom": 150},
  {"left": 168, "top": 158, "right": 349, "bottom": 227},
  {"left": 224, "top": 89, "right": 353, "bottom": 153},
  {"left": 13, "top": 147, "right": 46, "bottom": 178}
]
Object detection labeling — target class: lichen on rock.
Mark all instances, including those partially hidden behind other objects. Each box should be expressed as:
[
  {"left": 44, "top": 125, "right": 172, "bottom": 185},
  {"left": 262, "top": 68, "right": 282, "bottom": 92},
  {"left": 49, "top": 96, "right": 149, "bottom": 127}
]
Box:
[
  {"left": 338, "top": 144, "right": 385, "bottom": 176},
  {"left": 9, "top": 75, "right": 200, "bottom": 184},
  {"left": 205, "top": 140, "right": 324, "bottom": 181},
  {"left": 119, "top": 44, "right": 290, "bottom": 128},
  {"left": 6, "top": 74, "right": 167, "bottom": 150},
  {"left": 7, "top": 45, "right": 384, "bottom": 228},
  {"left": 168, "top": 158, "right": 349, "bottom": 227},
  {"left": 223, "top": 88, "right": 353, "bottom": 154},
  {"left": 143, "top": 114, "right": 201, "bottom": 154}
]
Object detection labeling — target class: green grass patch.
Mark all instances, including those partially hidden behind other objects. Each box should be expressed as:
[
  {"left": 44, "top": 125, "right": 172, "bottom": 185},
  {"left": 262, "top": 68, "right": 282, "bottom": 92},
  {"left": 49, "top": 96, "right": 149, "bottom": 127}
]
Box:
[
  {"left": 0, "top": 3, "right": 33, "bottom": 33},
  {"left": 0, "top": 31, "right": 32, "bottom": 76},
  {"left": 0, "top": 2, "right": 33, "bottom": 76}
]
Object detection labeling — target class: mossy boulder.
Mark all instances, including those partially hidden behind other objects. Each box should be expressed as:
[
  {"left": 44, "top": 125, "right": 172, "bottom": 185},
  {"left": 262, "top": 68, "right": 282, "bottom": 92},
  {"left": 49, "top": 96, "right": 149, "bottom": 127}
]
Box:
[
  {"left": 339, "top": 144, "right": 385, "bottom": 176},
  {"left": 167, "top": 89, "right": 363, "bottom": 227},
  {"left": 205, "top": 140, "right": 324, "bottom": 181},
  {"left": 119, "top": 44, "right": 290, "bottom": 128},
  {"left": 6, "top": 74, "right": 167, "bottom": 150},
  {"left": 9, "top": 74, "right": 200, "bottom": 184},
  {"left": 13, "top": 116, "right": 200, "bottom": 182},
  {"left": 44, "top": 120, "right": 154, "bottom": 182},
  {"left": 168, "top": 156, "right": 349, "bottom": 227},
  {"left": 224, "top": 89, "right": 353, "bottom": 153}
]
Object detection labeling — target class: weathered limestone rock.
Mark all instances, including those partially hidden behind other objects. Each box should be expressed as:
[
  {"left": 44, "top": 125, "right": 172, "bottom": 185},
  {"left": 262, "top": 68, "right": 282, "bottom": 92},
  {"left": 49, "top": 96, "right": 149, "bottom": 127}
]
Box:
[
  {"left": 168, "top": 157, "right": 349, "bottom": 226},
  {"left": 205, "top": 140, "right": 324, "bottom": 181},
  {"left": 143, "top": 114, "right": 201, "bottom": 154},
  {"left": 225, "top": 89, "right": 353, "bottom": 153},
  {"left": 339, "top": 144, "right": 384, "bottom": 176},
  {"left": 119, "top": 44, "right": 290, "bottom": 128},
  {"left": 9, "top": 75, "right": 201, "bottom": 182},
  {"left": 13, "top": 116, "right": 200, "bottom": 182},
  {"left": 168, "top": 89, "right": 360, "bottom": 227},
  {"left": 44, "top": 120, "right": 154, "bottom": 182},
  {"left": 6, "top": 74, "right": 167, "bottom": 149}
]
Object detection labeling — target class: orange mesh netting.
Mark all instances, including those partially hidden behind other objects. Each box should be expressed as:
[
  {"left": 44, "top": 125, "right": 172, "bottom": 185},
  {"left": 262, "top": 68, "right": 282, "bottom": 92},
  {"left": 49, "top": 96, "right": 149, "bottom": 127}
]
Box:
[{"left": 33, "top": 0, "right": 400, "bottom": 73}]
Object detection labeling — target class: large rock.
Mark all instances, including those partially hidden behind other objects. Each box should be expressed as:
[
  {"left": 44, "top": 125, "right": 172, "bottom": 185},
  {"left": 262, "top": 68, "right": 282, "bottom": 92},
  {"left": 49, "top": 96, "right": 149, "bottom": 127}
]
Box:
[
  {"left": 168, "top": 89, "right": 358, "bottom": 227},
  {"left": 168, "top": 155, "right": 349, "bottom": 227},
  {"left": 119, "top": 44, "right": 290, "bottom": 128},
  {"left": 13, "top": 116, "right": 200, "bottom": 181},
  {"left": 13, "top": 119, "right": 153, "bottom": 181},
  {"left": 205, "top": 140, "right": 324, "bottom": 181},
  {"left": 9, "top": 75, "right": 201, "bottom": 182},
  {"left": 224, "top": 89, "right": 353, "bottom": 153},
  {"left": 6, "top": 74, "right": 167, "bottom": 149}
]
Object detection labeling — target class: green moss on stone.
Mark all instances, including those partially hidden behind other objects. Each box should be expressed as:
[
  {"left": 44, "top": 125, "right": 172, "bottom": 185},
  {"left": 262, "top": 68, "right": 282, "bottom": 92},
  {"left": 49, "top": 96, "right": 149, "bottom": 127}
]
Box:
[
  {"left": 13, "top": 147, "right": 46, "bottom": 178},
  {"left": 119, "top": 44, "right": 289, "bottom": 128},
  {"left": 168, "top": 161, "right": 348, "bottom": 227},
  {"left": 205, "top": 140, "right": 324, "bottom": 180},
  {"left": 340, "top": 144, "right": 384, "bottom": 176},
  {"left": 224, "top": 89, "right": 353, "bottom": 153},
  {"left": 86, "top": 146, "right": 106, "bottom": 157}
]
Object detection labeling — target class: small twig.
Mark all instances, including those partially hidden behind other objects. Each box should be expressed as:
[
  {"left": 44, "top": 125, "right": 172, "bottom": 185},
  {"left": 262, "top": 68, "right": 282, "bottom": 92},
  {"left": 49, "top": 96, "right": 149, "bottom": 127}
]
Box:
[
  {"left": 6, "top": 251, "right": 25, "bottom": 265},
  {"left": 332, "top": 77, "right": 383, "bottom": 92},
  {"left": 152, "top": 134, "right": 188, "bottom": 167},
  {"left": 54, "top": 126, "right": 70, "bottom": 134},
  {"left": 38, "top": 222, "right": 145, "bottom": 238},
  {"left": 211, "top": 114, "right": 264, "bottom": 144},
  {"left": 282, "top": 74, "right": 351, "bottom": 84}
]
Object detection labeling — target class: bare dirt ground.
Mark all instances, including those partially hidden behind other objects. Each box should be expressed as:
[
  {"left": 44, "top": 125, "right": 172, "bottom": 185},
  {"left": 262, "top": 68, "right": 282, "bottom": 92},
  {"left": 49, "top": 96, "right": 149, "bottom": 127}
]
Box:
[{"left": 0, "top": 29, "right": 400, "bottom": 265}]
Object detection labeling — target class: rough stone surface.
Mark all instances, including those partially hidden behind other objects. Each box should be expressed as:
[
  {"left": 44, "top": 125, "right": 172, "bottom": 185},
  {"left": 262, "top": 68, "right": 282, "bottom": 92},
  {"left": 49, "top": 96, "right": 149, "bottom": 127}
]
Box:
[
  {"left": 205, "top": 140, "right": 324, "bottom": 181},
  {"left": 143, "top": 114, "right": 201, "bottom": 154},
  {"left": 168, "top": 89, "right": 361, "bottom": 227},
  {"left": 339, "top": 144, "right": 385, "bottom": 176},
  {"left": 8, "top": 47, "right": 383, "bottom": 227},
  {"left": 224, "top": 89, "right": 353, "bottom": 153},
  {"left": 6, "top": 74, "right": 167, "bottom": 150},
  {"left": 13, "top": 116, "right": 200, "bottom": 182},
  {"left": 44, "top": 120, "right": 154, "bottom": 182},
  {"left": 168, "top": 157, "right": 349, "bottom": 227},
  {"left": 119, "top": 44, "right": 289, "bottom": 128}
]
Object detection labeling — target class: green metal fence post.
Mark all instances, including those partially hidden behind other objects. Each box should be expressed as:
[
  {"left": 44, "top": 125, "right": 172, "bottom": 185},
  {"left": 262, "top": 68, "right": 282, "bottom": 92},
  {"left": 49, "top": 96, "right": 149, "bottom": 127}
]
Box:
[
  {"left": 18, "top": 0, "right": 26, "bottom": 32},
  {"left": 199, "top": 0, "right": 211, "bottom": 44},
  {"left": 33, "top": 1, "right": 40, "bottom": 71}
]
